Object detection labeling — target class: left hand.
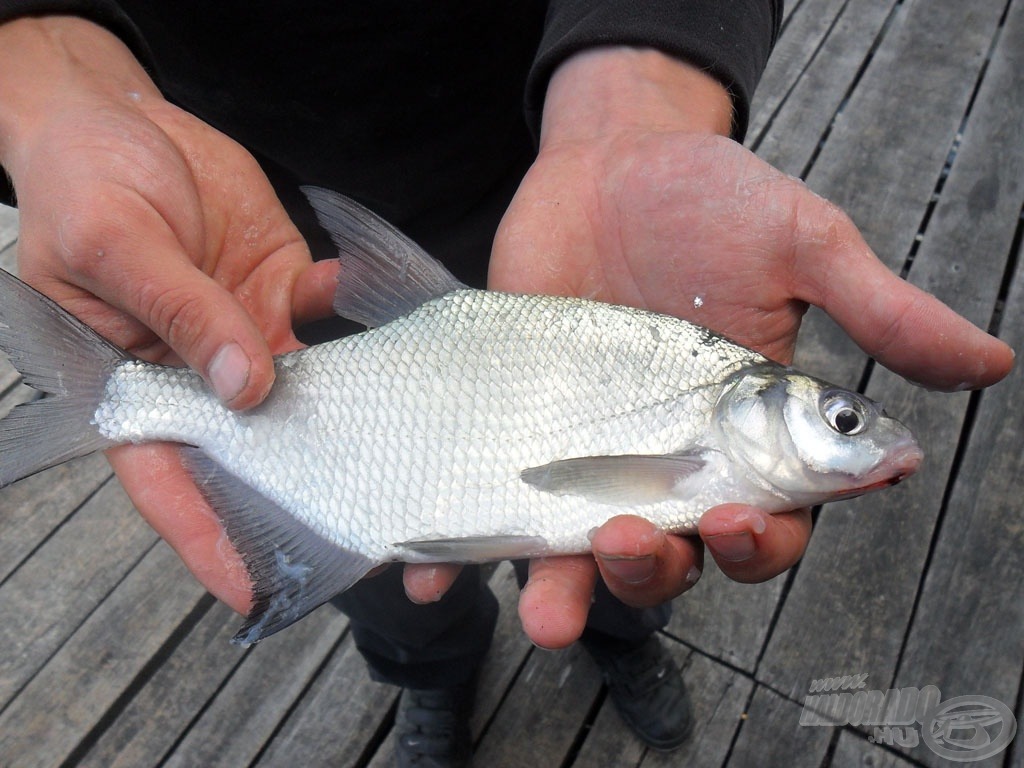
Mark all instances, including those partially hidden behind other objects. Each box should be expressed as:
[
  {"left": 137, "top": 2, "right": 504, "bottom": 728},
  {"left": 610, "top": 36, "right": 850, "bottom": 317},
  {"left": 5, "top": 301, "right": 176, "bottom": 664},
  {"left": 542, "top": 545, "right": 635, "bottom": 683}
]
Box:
[{"left": 403, "top": 48, "right": 1013, "bottom": 648}]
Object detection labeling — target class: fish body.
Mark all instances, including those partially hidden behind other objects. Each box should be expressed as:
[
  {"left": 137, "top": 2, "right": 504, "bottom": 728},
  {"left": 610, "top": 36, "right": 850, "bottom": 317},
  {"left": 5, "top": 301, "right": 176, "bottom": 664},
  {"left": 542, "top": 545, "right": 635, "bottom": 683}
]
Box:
[{"left": 0, "top": 187, "right": 922, "bottom": 644}]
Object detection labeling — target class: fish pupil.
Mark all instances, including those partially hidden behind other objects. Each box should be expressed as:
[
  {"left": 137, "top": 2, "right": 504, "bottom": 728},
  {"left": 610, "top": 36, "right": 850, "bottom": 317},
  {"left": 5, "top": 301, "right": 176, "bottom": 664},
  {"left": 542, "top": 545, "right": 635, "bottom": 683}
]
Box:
[{"left": 834, "top": 408, "right": 862, "bottom": 434}]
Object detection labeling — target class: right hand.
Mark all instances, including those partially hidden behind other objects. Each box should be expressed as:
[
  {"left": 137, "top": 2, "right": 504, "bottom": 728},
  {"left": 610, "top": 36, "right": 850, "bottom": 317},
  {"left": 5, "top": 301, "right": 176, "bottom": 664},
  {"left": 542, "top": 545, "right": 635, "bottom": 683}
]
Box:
[{"left": 0, "top": 16, "right": 337, "bottom": 612}]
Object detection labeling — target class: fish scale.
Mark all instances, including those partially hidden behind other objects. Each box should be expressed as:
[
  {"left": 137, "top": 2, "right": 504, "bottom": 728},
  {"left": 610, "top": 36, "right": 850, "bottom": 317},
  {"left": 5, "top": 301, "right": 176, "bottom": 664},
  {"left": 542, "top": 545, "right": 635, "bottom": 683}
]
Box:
[{"left": 0, "top": 186, "right": 921, "bottom": 644}]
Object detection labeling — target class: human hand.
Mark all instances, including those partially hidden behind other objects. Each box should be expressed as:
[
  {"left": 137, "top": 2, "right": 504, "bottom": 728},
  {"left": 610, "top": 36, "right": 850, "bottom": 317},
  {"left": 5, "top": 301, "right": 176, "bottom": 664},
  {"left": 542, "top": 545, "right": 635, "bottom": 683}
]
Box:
[
  {"left": 0, "top": 16, "right": 337, "bottom": 612},
  {"left": 481, "top": 48, "right": 1014, "bottom": 648}
]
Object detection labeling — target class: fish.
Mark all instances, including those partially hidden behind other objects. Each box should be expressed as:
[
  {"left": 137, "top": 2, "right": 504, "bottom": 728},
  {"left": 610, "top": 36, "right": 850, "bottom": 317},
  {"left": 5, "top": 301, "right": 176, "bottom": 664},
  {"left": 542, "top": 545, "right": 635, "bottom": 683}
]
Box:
[{"left": 0, "top": 186, "right": 923, "bottom": 646}]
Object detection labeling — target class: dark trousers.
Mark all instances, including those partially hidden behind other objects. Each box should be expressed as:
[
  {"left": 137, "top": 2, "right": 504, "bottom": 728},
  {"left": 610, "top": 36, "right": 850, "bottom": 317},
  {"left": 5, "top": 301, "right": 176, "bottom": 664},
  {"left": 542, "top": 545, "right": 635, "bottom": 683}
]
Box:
[{"left": 332, "top": 562, "right": 671, "bottom": 689}]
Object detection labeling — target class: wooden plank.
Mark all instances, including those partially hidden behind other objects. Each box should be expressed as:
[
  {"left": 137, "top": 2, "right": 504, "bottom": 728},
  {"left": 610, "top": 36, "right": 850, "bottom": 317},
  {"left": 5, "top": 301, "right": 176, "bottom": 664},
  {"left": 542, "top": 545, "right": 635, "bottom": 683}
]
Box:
[
  {"left": 892, "top": 290, "right": 1024, "bottom": 765},
  {"left": 0, "top": 541, "right": 206, "bottom": 768},
  {"left": 161, "top": 604, "right": 348, "bottom": 768},
  {"left": 255, "top": 634, "right": 397, "bottom": 768},
  {"left": 0, "top": 454, "right": 112, "bottom": 583},
  {"left": 832, "top": 728, "right": 920, "bottom": 767},
  {"left": 759, "top": 0, "right": 1021, "bottom": 700},
  {"left": 891, "top": 0, "right": 1024, "bottom": 747},
  {"left": 726, "top": 684, "right": 831, "bottom": 767},
  {"left": 666, "top": 564, "right": 781, "bottom": 673},
  {"left": 471, "top": 643, "right": 602, "bottom": 766},
  {"left": 77, "top": 600, "right": 244, "bottom": 768},
  {"left": 754, "top": 0, "right": 898, "bottom": 176},
  {"left": 747, "top": 0, "right": 852, "bottom": 145},
  {"left": 792, "top": 0, "right": 1007, "bottom": 383},
  {"left": 0, "top": 477, "right": 156, "bottom": 709}
]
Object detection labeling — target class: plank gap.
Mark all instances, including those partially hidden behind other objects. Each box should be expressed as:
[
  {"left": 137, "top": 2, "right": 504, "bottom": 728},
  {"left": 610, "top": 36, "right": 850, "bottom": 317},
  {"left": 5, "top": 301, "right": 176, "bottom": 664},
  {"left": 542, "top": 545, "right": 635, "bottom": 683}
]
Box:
[
  {"left": 889, "top": 385, "right": 985, "bottom": 691},
  {"left": 748, "top": 0, "right": 857, "bottom": 153},
  {"left": 558, "top": 685, "right": 607, "bottom": 768},
  {"left": 352, "top": 695, "right": 400, "bottom": 768},
  {"left": 797, "top": 0, "right": 907, "bottom": 181},
  {"left": 153, "top": 639, "right": 256, "bottom": 767},
  {"left": 0, "top": 470, "right": 117, "bottom": 593},
  {"left": 58, "top": 593, "right": 219, "bottom": 768},
  {"left": 471, "top": 645, "right": 536, "bottom": 749},
  {"left": 986, "top": 203, "right": 1024, "bottom": 337},
  {"left": 242, "top": 626, "right": 354, "bottom": 768}
]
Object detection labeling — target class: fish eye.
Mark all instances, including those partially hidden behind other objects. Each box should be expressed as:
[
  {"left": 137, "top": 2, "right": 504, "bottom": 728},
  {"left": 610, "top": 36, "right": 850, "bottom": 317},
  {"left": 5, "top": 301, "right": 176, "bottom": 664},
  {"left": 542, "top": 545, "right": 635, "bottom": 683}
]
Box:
[{"left": 821, "top": 392, "right": 868, "bottom": 436}]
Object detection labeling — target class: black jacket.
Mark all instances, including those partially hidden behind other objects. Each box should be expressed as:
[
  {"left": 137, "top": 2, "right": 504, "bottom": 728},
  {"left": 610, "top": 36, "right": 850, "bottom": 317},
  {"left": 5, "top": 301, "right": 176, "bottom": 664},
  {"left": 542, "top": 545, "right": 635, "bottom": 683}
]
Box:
[{"left": 0, "top": 1, "right": 782, "bottom": 284}]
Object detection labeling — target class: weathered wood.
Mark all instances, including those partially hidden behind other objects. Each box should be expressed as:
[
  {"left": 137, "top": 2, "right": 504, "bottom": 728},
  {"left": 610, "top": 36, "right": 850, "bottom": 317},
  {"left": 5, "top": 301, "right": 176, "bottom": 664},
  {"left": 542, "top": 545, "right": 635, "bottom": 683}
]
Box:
[
  {"left": 77, "top": 600, "right": 243, "bottom": 768},
  {"left": 890, "top": 4, "right": 1024, "bottom": 753},
  {"left": 471, "top": 643, "right": 602, "bottom": 766},
  {"left": 748, "top": 0, "right": 870, "bottom": 149},
  {"left": 666, "top": 563, "right": 782, "bottom": 673},
  {"left": 0, "top": 477, "right": 155, "bottom": 709},
  {"left": 255, "top": 634, "right": 397, "bottom": 768},
  {"left": 892, "top": 281, "right": 1024, "bottom": 764},
  {"left": 759, "top": 0, "right": 1022, "bottom": 701},
  {"left": 0, "top": 454, "right": 112, "bottom": 583},
  {"left": 754, "top": 0, "right": 899, "bottom": 177},
  {"left": 0, "top": 541, "right": 206, "bottom": 768},
  {"left": 161, "top": 605, "right": 349, "bottom": 768},
  {"left": 726, "top": 684, "right": 832, "bottom": 767},
  {"left": 832, "top": 728, "right": 920, "bottom": 767}
]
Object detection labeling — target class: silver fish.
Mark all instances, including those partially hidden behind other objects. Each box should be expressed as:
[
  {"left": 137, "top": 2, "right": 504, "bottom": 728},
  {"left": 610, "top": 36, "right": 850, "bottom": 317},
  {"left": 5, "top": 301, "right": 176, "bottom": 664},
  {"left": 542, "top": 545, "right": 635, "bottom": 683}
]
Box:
[{"left": 0, "top": 187, "right": 922, "bottom": 645}]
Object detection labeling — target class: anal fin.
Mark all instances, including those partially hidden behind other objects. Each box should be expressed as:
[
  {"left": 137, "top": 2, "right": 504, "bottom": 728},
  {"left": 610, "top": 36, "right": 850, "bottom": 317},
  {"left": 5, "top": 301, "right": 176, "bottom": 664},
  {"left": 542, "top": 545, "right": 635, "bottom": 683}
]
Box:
[{"left": 182, "top": 448, "right": 377, "bottom": 645}]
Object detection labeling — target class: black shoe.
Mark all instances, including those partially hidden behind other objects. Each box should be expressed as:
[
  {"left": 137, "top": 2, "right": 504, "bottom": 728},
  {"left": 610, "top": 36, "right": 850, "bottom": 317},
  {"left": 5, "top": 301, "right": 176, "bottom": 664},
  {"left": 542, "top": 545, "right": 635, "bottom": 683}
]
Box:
[
  {"left": 393, "top": 682, "right": 474, "bottom": 767},
  {"left": 584, "top": 635, "right": 693, "bottom": 751}
]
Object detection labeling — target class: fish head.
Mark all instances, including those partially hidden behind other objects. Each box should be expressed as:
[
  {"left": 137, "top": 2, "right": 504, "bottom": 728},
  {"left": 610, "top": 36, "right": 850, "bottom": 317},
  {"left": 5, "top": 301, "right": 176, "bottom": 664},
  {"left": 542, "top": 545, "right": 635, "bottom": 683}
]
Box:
[{"left": 712, "top": 366, "right": 923, "bottom": 506}]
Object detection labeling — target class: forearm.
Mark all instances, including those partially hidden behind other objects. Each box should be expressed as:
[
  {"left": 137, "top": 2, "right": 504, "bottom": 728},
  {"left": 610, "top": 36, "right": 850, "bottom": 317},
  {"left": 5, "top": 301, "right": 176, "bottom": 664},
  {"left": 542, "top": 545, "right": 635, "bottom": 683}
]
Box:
[
  {"left": 539, "top": 47, "right": 733, "bottom": 149},
  {"left": 0, "top": 15, "right": 158, "bottom": 187}
]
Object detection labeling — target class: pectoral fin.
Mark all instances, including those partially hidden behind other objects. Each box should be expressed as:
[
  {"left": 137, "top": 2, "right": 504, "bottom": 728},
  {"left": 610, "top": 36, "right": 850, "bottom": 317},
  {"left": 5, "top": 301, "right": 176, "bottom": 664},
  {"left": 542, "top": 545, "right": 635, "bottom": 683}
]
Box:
[{"left": 520, "top": 451, "right": 708, "bottom": 506}]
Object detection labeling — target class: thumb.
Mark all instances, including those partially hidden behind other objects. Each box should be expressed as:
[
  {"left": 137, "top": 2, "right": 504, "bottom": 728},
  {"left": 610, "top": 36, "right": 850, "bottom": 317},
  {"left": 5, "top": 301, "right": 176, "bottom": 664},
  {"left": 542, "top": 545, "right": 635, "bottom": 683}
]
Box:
[
  {"left": 114, "top": 254, "right": 275, "bottom": 409},
  {"left": 791, "top": 196, "right": 1014, "bottom": 391}
]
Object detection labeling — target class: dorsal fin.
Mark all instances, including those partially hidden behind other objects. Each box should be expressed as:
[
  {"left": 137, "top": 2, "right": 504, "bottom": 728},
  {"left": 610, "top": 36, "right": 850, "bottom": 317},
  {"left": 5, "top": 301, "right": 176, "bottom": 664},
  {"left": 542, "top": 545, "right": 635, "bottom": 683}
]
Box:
[{"left": 302, "top": 186, "right": 466, "bottom": 328}]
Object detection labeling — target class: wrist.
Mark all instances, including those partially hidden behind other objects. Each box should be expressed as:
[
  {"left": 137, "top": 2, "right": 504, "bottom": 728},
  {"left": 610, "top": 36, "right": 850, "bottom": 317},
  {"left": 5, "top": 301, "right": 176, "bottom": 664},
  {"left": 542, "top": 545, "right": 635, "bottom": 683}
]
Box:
[
  {"left": 0, "top": 15, "right": 159, "bottom": 178},
  {"left": 539, "top": 47, "right": 734, "bottom": 149}
]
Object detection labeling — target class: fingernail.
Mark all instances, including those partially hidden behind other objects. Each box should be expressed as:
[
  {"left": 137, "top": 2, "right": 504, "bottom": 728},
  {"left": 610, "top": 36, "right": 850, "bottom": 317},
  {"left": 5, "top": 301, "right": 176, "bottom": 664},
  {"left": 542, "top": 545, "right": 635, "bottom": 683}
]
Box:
[
  {"left": 598, "top": 554, "right": 656, "bottom": 584},
  {"left": 706, "top": 532, "right": 756, "bottom": 562},
  {"left": 209, "top": 342, "right": 250, "bottom": 404},
  {"left": 685, "top": 565, "right": 702, "bottom": 584}
]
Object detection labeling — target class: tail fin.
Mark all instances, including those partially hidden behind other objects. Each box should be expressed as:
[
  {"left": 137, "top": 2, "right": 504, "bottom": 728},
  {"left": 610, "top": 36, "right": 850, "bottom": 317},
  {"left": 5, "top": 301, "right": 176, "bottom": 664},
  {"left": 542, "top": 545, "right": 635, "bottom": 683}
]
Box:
[{"left": 0, "top": 269, "right": 126, "bottom": 487}]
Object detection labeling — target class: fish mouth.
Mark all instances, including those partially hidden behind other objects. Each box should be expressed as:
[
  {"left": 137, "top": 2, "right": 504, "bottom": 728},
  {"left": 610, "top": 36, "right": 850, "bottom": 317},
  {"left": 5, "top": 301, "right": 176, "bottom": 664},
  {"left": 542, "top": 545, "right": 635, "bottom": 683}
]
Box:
[{"left": 827, "top": 440, "right": 924, "bottom": 502}]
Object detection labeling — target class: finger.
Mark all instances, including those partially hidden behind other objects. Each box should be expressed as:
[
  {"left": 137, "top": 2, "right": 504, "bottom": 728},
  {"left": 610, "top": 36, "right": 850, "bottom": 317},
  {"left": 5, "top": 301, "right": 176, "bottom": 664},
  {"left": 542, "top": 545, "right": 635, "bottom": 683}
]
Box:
[
  {"left": 699, "top": 505, "right": 812, "bottom": 583},
  {"left": 292, "top": 259, "right": 341, "bottom": 327},
  {"left": 105, "top": 443, "right": 253, "bottom": 614},
  {"left": 590, "top": 514, "right": 703, "bottom": 607},
  {"left": 517, "top": 554, "right": 597, "bottom": 649},
  {"left": 402, "top": 563, "right": 464, "bottom": 604},
  {"left": 791, "top": 193, "right": 1013, "bottom": 391},
  {"left": 47, "top": 197, "right": 276, "bottom": 409}
]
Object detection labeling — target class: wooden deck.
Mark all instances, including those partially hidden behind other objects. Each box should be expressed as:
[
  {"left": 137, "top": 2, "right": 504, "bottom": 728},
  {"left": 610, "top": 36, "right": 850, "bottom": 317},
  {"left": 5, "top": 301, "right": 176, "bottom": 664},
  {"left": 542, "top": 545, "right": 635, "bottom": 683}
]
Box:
[{"left": 1, "top": 0, "right": 1023, "bottom": 765}]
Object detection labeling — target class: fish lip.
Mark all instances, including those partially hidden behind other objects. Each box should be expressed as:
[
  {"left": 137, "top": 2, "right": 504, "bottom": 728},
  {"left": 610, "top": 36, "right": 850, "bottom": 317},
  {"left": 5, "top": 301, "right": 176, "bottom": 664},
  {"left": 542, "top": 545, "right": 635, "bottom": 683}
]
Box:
[{"left": 826, "top": 440, "right": 924, "bottom": 501}]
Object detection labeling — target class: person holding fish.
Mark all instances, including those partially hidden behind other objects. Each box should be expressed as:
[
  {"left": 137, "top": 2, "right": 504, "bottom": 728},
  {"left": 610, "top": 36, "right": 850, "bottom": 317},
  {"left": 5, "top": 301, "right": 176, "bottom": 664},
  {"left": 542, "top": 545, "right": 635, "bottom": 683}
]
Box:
[{"left": 0, "top": 3, "right": 1013, "bottom": 766}]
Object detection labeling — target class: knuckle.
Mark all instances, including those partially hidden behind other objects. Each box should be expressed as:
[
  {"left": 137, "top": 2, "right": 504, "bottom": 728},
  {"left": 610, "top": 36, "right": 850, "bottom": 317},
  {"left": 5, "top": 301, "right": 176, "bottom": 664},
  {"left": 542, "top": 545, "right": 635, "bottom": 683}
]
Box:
[{"left": 139, "top": 281, "right": 211, "bottom": 354}]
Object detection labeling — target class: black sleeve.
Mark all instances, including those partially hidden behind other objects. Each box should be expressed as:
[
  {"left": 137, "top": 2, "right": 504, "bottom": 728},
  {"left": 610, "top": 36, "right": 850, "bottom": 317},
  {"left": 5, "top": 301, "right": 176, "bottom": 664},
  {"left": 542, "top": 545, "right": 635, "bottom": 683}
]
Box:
[{"left": 526, "top": 0, "right": 784, "bottom": 141}]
